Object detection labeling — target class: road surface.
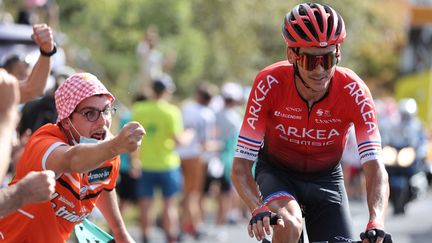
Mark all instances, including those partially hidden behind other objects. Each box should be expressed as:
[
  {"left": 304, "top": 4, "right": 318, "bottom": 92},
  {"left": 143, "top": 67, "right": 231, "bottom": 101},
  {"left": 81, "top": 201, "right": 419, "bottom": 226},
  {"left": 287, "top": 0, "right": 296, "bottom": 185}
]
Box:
[{"left": 69, "top": 188, "right": 432, "bottom": 242}]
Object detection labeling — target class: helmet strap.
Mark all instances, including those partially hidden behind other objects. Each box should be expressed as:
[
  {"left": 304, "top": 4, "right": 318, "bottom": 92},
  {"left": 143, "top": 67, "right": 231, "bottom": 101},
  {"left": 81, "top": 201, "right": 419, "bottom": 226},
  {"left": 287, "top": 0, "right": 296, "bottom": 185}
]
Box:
[
  {"left": 335, "top": 44, "right": 341, "bottom": 64},
  {"left": 292, "top": 47, "right": 317, "bottom": 92},
  {"left": 293, "top": 63, "right": 318, "bottom": 92}
]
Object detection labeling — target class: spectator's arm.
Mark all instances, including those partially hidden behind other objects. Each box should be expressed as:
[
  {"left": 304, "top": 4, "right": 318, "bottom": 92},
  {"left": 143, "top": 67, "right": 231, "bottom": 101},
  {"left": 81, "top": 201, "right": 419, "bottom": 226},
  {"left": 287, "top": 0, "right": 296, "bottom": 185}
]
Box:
[
  {"left": 19, "top": 24, "right": 54, "bottom": 103},
  {"left": 96, "top": 190, "right": 135, "bottom": 242},
  {"left": 0, "top": 171, "right": 55, "bottom": 216},
  {"left": 0, "top": 69, "right": 20, "bottom": 181}
]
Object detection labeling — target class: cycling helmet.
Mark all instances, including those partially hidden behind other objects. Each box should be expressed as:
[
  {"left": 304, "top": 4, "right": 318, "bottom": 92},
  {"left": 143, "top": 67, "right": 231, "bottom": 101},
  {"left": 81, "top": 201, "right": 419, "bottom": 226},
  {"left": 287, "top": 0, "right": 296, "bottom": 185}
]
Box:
[{"left": 282, "top": 3, "right": 346, "bottom": 47}]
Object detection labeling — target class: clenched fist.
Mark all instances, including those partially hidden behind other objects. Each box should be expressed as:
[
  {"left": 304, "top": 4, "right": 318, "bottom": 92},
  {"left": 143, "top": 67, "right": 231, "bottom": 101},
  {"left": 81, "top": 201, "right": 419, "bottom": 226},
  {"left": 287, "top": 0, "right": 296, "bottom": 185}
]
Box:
[
  {"left": 114, "top": 121, "right": 145, "bottom": 154},
  {"left": 17, "top": 170, "right": 56, "bottom": 205},
  {"left": 31, "top": 23, "right": 54, "bottom": 54}
]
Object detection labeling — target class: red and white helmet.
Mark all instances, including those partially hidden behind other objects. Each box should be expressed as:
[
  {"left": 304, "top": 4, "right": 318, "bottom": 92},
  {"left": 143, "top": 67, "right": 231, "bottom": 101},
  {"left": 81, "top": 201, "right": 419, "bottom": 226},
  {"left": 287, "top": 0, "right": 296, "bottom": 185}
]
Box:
[{"left": 282, "top": 3, "right": 346, "bottom": 48}]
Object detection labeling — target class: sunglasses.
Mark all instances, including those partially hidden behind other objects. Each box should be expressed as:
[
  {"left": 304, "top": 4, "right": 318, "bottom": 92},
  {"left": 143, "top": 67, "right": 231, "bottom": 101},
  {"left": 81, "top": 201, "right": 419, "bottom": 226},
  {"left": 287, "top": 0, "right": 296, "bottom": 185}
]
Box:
[
  {"left": 294, "top": 52, "right": 338, "bottom": 71},
  {"left": 74, "top": 107, "right": 117, "bottom": 122}
]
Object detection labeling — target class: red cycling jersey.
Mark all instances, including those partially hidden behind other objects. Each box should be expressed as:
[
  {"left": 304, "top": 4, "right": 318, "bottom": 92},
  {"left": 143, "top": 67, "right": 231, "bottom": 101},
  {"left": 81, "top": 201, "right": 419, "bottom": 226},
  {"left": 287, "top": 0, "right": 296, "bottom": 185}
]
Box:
[{"left": 235, "top": 61, "right": 382, "bottom": 173}]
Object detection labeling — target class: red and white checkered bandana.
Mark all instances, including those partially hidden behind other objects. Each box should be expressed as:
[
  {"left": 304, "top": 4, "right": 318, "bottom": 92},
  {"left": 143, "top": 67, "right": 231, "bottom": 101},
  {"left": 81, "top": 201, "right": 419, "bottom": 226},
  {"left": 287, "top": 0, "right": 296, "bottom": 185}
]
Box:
[{"left": 55, "top": 72, "right": 115, "bottom": 123}]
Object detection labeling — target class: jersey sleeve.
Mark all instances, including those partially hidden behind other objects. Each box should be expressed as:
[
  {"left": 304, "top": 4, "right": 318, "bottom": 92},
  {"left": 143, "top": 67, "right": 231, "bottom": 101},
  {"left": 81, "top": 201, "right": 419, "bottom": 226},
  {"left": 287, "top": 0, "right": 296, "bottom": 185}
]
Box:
[
  {"left": 235, "top": 72, "right": 280, "bottom": 161},
  {"left": 343, "top": 76, "right": 382, "bottom": 164},
  {"left": 15, "top": 131, "right": 66, "bottom": 179}
]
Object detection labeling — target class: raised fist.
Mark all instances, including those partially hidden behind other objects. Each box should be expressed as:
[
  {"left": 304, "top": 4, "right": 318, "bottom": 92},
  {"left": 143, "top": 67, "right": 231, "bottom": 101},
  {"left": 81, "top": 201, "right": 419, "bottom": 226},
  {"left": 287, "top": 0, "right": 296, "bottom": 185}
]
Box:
[
  {"left": 114, "top": 121, "right": 146, "bottom": 154},
  {"left": 18, "top": 170, "right": 56, "bottom": 205},
  {"left": 31, "top": 23, "right": 54, "bottom": 54}
]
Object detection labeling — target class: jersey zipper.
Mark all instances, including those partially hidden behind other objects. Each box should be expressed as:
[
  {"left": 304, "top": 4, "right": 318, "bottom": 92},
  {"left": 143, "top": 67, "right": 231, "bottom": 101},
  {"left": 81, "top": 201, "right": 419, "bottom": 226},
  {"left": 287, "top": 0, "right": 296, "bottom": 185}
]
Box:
[
  {"left": 307, "top": 103, "right": 314, "bottom": 116},
  {"left": 304, "top": 102, "right": 315, "bottom": 172}
]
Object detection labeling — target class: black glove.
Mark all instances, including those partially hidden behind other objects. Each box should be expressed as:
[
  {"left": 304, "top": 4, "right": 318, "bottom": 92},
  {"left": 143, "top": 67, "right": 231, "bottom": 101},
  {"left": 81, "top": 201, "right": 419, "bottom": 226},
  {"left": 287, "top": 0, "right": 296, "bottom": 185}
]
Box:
[
  {"left": 360, "top": 229, "right": 392, "bottom": 243},
  {"left": 249, "top": 206, "right": 282, "bottom": 226}
]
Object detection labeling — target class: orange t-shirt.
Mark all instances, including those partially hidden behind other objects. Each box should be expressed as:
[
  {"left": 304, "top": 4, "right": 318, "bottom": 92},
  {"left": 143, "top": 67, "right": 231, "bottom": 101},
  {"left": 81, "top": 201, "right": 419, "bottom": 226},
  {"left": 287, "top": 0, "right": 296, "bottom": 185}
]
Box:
[{"left": 0, "top": 124, "right": 120, "bottom": 242}]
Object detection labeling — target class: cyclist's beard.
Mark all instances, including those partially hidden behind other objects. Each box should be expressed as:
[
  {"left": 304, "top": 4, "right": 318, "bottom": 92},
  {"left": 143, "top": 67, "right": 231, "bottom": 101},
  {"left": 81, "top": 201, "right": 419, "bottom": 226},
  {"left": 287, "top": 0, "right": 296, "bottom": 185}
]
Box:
[{"left": 294, "top": 64, "right": 319, "bottom": 92}]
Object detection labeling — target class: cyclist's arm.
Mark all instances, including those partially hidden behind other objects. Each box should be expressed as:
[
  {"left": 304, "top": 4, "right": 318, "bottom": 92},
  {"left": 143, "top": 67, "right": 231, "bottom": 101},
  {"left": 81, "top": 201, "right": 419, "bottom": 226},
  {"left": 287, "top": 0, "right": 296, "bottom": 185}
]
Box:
[
  {"left": 96, "top": 189, "right": 134, "bottom": 242},
  {"left": 362, "top": 159, "right": 389, "bottom": 229},
  {"left": 231, "top": 157, "right": 262, "bottom": 211},
  {"left": 231, "top": 70, "right": 274, "bottom": 211},
  {"left": 345, "top": 75, "right": 389, "bottom": 227}
]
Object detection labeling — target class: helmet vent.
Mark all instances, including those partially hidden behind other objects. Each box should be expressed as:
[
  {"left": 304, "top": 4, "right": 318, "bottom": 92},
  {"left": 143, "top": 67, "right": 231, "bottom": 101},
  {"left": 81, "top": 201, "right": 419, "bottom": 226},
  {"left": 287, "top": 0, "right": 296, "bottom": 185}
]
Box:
[
  {"left": 327, "top": 14, "right": 334, "bottom": 39},
  {"left": 294, "top": 23, "right": 311, "bottom": 42},
  {"left": 314, "top": 11, "right": 324, "bottom": 35},
  {"left": 283, "top": 27, "right": 296, "bottom": 42},
  {"left": 335, "top": 15, "right": 343, "bottom": 36}
]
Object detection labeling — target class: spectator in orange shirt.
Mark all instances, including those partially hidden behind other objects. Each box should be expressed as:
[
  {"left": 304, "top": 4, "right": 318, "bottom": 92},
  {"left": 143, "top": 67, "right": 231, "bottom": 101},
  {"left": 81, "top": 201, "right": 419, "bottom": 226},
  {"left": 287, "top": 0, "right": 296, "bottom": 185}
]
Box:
[{"left": 0, "top": 72, "right": 145, "bottom": 242}]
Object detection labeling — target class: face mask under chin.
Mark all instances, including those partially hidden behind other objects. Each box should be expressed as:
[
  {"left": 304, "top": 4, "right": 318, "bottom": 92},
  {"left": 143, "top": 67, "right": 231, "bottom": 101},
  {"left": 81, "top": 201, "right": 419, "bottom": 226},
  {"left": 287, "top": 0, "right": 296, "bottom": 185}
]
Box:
[
  {"left": 78, "top": 136, "right": 101, "bottom": 144},
  {"left": 67, "top": 118, "right": 102, "bottom": 145}
]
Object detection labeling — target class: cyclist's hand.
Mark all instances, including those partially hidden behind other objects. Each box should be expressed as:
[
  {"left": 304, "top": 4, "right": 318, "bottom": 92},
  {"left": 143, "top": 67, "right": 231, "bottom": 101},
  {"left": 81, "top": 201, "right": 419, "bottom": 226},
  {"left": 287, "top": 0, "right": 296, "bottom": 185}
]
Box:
[
  {"left": 248, "top": 205, "right": 284, "bottom": 241},
  {"left": 360, "top": 229, "right": 392, "bottom": 243},
  {"left": 115, "top": 121, "right": 145, "bottom": 154}
]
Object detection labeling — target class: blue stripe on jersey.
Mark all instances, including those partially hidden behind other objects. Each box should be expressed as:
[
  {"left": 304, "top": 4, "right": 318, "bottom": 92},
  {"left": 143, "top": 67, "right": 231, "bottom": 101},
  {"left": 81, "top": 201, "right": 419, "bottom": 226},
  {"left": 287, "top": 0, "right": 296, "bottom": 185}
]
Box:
[
  {"left": 238, "top": 135, "right": 262, "bottom": 146},
  {"left": 358, "top": 140, "right": 381, "bottom": 149}
]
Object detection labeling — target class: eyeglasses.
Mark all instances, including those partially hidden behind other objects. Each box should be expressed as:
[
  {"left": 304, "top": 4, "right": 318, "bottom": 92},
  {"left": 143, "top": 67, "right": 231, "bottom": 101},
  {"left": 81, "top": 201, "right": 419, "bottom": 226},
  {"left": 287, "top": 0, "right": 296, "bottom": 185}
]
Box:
[
  {"left": 294, "top": 52, "right": 337, "bottom": 71},
  {"left": 73, "top": 107, "right": 117, "bottom": 122}
]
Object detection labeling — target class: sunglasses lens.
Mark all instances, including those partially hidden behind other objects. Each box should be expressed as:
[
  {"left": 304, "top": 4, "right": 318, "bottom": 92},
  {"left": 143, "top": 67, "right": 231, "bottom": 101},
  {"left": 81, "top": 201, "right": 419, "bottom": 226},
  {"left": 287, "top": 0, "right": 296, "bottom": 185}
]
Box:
[
  {"left": 307, "top": 55, "right": 317, "bottom": 70},
  {"left": 322, "top": 53, "right": 337, "bottom": 69},
  {"left": 298, "top": 53, "right": 337, "bottom": 71}
]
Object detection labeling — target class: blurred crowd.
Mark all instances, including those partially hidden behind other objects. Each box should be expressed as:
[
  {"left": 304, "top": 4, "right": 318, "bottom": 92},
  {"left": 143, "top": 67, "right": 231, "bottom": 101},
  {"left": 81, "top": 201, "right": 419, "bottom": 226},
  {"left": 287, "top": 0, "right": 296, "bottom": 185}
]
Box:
[
  {"left": 342, "top": 96, "right": 431, "bottom": 210},
  {"left": 1, "top": 3, "right": 252, "bottom": 241},
  {"left": 1, "top": 1, "right": 432, "bottom": 243}
]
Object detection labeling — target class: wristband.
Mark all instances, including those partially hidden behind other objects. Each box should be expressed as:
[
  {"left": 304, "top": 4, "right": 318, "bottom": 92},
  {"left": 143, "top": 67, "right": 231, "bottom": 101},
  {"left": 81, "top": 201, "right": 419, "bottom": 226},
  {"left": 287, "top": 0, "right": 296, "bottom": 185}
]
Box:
[
  {"left": 366, "top": 220, "right": 384, "bottom": 231},
  {"left": 40, "top": 45, "right": 57, "bottom": 57},
  {"left": 251, "top": 205, "right": 270, "bottom": 216}
]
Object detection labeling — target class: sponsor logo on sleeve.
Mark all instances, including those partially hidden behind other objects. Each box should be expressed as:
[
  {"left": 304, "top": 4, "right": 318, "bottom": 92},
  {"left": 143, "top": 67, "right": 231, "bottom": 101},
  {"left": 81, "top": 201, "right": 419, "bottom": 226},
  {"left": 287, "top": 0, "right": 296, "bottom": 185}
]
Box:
[
  {"left": 87, "top": 166, "right": 113, "bottom": 184},
  {"left": 344, "top": 82, "right": 377, "bottom": 133},
  {"left": 247, "top": 75, "right": 279, "bottom": 130}
]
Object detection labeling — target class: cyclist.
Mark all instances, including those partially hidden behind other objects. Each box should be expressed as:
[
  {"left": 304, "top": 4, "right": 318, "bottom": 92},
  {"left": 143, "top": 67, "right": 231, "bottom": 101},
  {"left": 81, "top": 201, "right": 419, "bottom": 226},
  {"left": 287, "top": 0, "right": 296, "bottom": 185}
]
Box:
[
  {"left": 0, "top": 72, "right": 145, "bottom": 242},
  {"left": 231, "top": 3, "right": 391, "bottom": 243}
]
